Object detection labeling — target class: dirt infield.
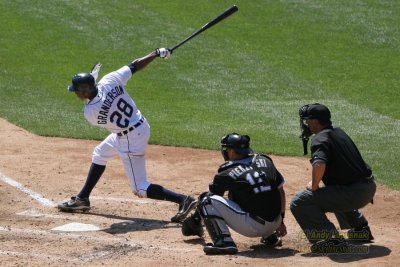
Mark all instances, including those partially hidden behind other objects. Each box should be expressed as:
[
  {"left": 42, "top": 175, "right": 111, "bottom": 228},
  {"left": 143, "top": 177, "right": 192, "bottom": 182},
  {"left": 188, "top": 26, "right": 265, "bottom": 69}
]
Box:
[{"left": 0, "top": 117, "right": 399, "bottom": 266}]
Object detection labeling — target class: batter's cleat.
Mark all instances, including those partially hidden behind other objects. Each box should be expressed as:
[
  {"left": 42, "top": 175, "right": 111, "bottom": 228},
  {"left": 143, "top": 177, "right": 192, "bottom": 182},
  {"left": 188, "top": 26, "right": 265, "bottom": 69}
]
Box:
[
  {"left": 347, "top": 225, "right": 374, "bottom": 243},
  {"left": 203, "top": 240, "right": 238, "bottom": 255},
  {"left": 260, "top": 232, "right": 282, "bottom": 247},
  {"left": 57, "top": 196, "right": 91, "bottom": 212},
  {"left": 171, "top": 196, "right": 197, "bottom": 223}
]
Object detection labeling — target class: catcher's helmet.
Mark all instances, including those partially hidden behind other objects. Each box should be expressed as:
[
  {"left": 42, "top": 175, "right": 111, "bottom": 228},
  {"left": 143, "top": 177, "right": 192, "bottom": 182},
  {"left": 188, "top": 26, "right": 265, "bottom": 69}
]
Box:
[
  {"left": 220, "top": 133, "right": 253, "bottom": 156},
  {"left": 67, "top": 73, "right": 96, "bottom": 93}
]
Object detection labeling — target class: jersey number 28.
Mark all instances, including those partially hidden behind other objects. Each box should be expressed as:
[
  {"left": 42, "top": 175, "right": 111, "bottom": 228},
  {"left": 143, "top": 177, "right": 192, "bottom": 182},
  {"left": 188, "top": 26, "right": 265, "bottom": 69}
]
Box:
[{"left": 110, "top": 99, "right": 133, "bottom": 128}]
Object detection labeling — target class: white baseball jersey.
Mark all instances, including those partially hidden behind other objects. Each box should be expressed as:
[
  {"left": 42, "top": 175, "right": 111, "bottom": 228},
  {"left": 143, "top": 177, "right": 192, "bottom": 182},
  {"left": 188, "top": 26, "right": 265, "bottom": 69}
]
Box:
[
  {"left": 83, "top": 64, "right": 152, "bottom": 198},
  {"left": 84, "top": 65, "right": 143, "bottom": 133}
]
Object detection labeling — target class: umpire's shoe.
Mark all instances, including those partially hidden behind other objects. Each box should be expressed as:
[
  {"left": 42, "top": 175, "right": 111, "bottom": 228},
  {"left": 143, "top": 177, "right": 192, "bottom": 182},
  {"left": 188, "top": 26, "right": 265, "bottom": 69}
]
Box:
[
  {"left": 203, "top": 240, "right": 238, "bottom": 255},
  {"left": 171, "top": 196, "right": 197, "bottom": 223},
  {"left": 57, "top": 196, "right": 90, "bottom": 212},
  {"left": 347, "top": 224, "right": 374, "bottom": 242}
]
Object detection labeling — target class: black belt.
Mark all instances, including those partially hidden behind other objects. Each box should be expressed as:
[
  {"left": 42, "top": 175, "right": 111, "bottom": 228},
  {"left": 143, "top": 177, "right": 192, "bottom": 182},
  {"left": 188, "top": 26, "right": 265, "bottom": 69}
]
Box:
[
  {"left": 117, "top": 118, "right": 144, "bottom": 137},
  {"left": 249, "top": 214, "right": 266, "bottom": 225}
]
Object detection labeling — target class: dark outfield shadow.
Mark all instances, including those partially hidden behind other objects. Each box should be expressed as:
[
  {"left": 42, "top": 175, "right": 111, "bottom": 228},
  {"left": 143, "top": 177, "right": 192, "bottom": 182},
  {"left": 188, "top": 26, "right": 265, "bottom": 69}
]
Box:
[
  {"left": 301, "top": 244, "right": 391, "bottom": 263},
  {"left": 81, "top": 211, "right": 180, "bottom": 234}
]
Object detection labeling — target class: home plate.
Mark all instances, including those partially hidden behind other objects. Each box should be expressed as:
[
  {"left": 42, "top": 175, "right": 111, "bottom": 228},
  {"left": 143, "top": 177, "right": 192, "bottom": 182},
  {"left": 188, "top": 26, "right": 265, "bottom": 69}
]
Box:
[{"left": 51, "top": 223, "right": 100, "bottom": 232}]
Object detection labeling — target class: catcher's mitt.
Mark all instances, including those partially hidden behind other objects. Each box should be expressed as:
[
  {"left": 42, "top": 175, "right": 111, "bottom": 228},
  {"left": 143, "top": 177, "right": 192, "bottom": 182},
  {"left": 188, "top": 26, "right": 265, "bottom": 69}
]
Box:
[{"left": 181, "top": 212, "right": 204, "bottom": 238}]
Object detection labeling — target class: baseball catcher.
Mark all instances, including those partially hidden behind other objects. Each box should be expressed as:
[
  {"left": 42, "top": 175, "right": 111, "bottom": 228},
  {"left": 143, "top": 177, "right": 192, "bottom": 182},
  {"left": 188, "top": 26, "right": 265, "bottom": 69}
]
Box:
[
  {"left": 182, "top": 133, "right": 287, "bottom": 255},
  {"left": 57, "top": 48, "right": 197, "bottom": 223}
]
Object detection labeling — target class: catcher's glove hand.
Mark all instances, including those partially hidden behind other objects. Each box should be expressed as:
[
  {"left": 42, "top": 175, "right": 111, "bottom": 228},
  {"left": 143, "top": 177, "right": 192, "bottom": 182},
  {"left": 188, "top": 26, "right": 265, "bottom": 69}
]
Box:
[{"left": 181, "top": 212, "right": 204, "bottom": 238}]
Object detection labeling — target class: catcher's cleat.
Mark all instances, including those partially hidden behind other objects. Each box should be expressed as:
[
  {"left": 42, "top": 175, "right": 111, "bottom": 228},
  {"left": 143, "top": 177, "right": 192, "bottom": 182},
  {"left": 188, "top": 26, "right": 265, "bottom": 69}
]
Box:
[
  {"left": 171, "top": 196, "right": 197, "bottom": 223},
  {"left": 260, "top": 232, "right": 282, "bottom": 247},
  {"left": 347, "top": 225, "right": 374, "bottom": 243},
  {"left": 203, "top": 240, "right": 238, "bottom": 255},
  {"left": 57, "top": 196, "right": 91, "bottom": 212}
]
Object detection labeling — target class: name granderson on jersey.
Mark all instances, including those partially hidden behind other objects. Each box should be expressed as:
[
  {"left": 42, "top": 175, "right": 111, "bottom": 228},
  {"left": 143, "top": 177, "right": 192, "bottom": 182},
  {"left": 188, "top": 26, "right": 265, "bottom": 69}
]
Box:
[{"left": 97, "top": 86, "right": 124, "bottom": 124}]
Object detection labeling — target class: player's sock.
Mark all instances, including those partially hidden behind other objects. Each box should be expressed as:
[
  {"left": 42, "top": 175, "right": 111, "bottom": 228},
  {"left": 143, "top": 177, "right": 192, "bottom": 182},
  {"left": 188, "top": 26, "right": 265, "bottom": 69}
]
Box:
[
  {"left": 77, "top": 163, "right": 106, "bottom": 198},
  {"left": 146, "top": 183, "right": 185, "bottom": 203}
]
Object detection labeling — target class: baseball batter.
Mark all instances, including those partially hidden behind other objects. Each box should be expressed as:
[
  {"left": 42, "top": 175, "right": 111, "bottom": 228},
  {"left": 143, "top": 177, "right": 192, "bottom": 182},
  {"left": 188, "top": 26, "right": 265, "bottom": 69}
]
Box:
[
  {"left": 181, "top": 133, "right": 287, "bottom": 255},
  {"left": 58, "top": 48, "right": 197, "bottom": 223}
]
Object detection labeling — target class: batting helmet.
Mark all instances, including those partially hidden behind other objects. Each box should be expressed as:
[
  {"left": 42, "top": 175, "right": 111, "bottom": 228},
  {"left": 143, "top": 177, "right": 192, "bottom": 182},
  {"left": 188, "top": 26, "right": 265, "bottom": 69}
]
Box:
[
  {"left": 67, "top": 73, "right": 96, "bottom": 93},
  {"left": 220, "top": 133, "right": 253, "bottom": 156}
]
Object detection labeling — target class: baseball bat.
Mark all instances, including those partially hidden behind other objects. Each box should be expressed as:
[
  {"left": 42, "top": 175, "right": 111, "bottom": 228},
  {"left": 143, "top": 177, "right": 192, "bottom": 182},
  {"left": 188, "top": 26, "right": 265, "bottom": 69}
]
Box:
[{"left": 170, "top": 5, "right": 238, "bottom": 52}]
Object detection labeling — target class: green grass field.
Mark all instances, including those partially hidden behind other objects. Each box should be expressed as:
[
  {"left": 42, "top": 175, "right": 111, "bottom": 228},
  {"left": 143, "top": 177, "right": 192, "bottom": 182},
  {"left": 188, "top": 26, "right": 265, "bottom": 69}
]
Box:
[{"left": 0, "top": 0, "right": 399, "bottom": 189}]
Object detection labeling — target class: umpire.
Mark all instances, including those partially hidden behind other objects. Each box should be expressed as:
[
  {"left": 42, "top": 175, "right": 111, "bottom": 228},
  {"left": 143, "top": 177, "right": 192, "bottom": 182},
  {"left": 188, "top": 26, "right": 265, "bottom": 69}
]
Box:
[
  {"left": 182, "top": 133, "right": 287, "bottom": 255},
  {"left": 290, "top": 103, "right": 376, "bottom": 252}
]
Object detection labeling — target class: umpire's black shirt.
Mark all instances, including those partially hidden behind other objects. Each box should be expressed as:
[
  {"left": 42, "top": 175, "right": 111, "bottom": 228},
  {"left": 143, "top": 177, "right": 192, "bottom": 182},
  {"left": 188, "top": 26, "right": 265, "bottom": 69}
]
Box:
[{"left": 310, "top": 126, "right": 372, "bottom": 186}]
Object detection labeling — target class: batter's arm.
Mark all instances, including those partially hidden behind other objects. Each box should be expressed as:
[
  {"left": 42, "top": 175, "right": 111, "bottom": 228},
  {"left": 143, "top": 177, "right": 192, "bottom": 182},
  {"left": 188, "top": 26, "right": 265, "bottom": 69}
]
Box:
[
  {"left": 130, "top": 51, "right": 158, "bottom": 72},
  {"left": 130, "top": 48, "right": 170, "bottom": 72}
]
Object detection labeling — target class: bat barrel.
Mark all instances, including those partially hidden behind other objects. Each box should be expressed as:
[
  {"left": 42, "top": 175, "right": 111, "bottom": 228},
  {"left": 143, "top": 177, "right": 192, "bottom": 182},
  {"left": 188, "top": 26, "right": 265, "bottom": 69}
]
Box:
[{"left": 170, "top": 5, "right": 238, "bottom": 52}]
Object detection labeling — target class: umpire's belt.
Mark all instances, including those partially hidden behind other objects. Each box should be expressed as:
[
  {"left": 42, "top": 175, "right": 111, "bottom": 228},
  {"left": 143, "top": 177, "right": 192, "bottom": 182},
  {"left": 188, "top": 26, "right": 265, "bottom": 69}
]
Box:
[
  {"left": 249, "top": 214, "right": 266, "bottom": 225},
  {"left": 117, "top": 119, "right": 144, "bottom": 137}
]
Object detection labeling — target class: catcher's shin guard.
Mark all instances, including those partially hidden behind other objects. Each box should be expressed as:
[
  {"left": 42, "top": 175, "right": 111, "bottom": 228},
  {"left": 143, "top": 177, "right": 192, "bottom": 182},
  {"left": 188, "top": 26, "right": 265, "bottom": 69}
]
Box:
[
  {"left": 197, "top": 195, "right": 231, "bottom": 243},
  {"left": 197, "top": 195, "right": 237, "bottom": 255}
]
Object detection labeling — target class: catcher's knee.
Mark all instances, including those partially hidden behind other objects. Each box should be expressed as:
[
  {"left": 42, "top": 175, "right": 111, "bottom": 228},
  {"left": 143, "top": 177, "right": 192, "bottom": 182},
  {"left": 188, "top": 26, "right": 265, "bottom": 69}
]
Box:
[{"left": 197, "top": 192, "right": 213, "bottom": 215}]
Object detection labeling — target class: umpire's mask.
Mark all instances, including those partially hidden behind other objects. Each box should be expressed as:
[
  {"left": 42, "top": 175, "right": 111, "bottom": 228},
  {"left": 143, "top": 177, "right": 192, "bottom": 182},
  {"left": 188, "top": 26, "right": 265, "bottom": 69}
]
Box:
[{"left": 299, "top": 103, "right": 331, "bottom": 155}]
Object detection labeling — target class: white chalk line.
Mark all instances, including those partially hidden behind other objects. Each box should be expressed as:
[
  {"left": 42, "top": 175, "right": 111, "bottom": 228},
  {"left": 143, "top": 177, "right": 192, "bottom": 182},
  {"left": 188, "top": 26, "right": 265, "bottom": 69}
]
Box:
[
  {"left": 0, "top": 173, "right": 195, "bottom": 261},
  {"left": 91, "top": 196, "right": 173, "bottom": 206},
  {"left": 0, "top": 249, "right": 113, "bottom": 263},
  {"left": 0, "top": 171, "right": 174, "bottom": 208},
  {"left": 16, "top": 209, "right": 132, "bottom": 225},
  {"left": 0, "top": 173, "right": 55, "bottom": 207},
  {"left": 0, "top": 226, "right": 197, "bottom": 253},
  {"left": 0, "top": 250, "right": 83, "bottom": 262}
]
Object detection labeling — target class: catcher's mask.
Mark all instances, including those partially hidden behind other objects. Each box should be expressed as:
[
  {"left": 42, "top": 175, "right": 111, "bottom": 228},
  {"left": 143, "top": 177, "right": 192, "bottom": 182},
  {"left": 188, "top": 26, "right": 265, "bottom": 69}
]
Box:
[
  {"left": 220, "top": 133, "right": 253, "bottom": 161},
  {"left": 299, "top": 103, "right": 331, "bottom": 155},
  {"left": 67, "top": 73, "right": 96, "bottom": 94}
]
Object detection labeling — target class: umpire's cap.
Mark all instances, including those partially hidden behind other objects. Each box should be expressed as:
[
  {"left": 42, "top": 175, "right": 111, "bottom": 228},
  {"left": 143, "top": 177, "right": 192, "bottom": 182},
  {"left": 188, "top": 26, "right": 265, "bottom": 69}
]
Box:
[
  {"left": 68, "top": 73, "right": 96, "bottom": 93},
  {"left": 221, "top": 133, "right": 253, "bottom": 155},
  {"left": 299, "top": 103, "right": 331, "bottom": 124}
]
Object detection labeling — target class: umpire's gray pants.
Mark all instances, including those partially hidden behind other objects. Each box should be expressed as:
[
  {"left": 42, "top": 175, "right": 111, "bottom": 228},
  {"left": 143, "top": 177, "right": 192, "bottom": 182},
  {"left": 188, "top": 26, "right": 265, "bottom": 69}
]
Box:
[
  {"left": 290, "top": 179, "right": 376, "bottom": 242},
  {"left": 202, "top": 195, "right": 281, "bottom": 241}
]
